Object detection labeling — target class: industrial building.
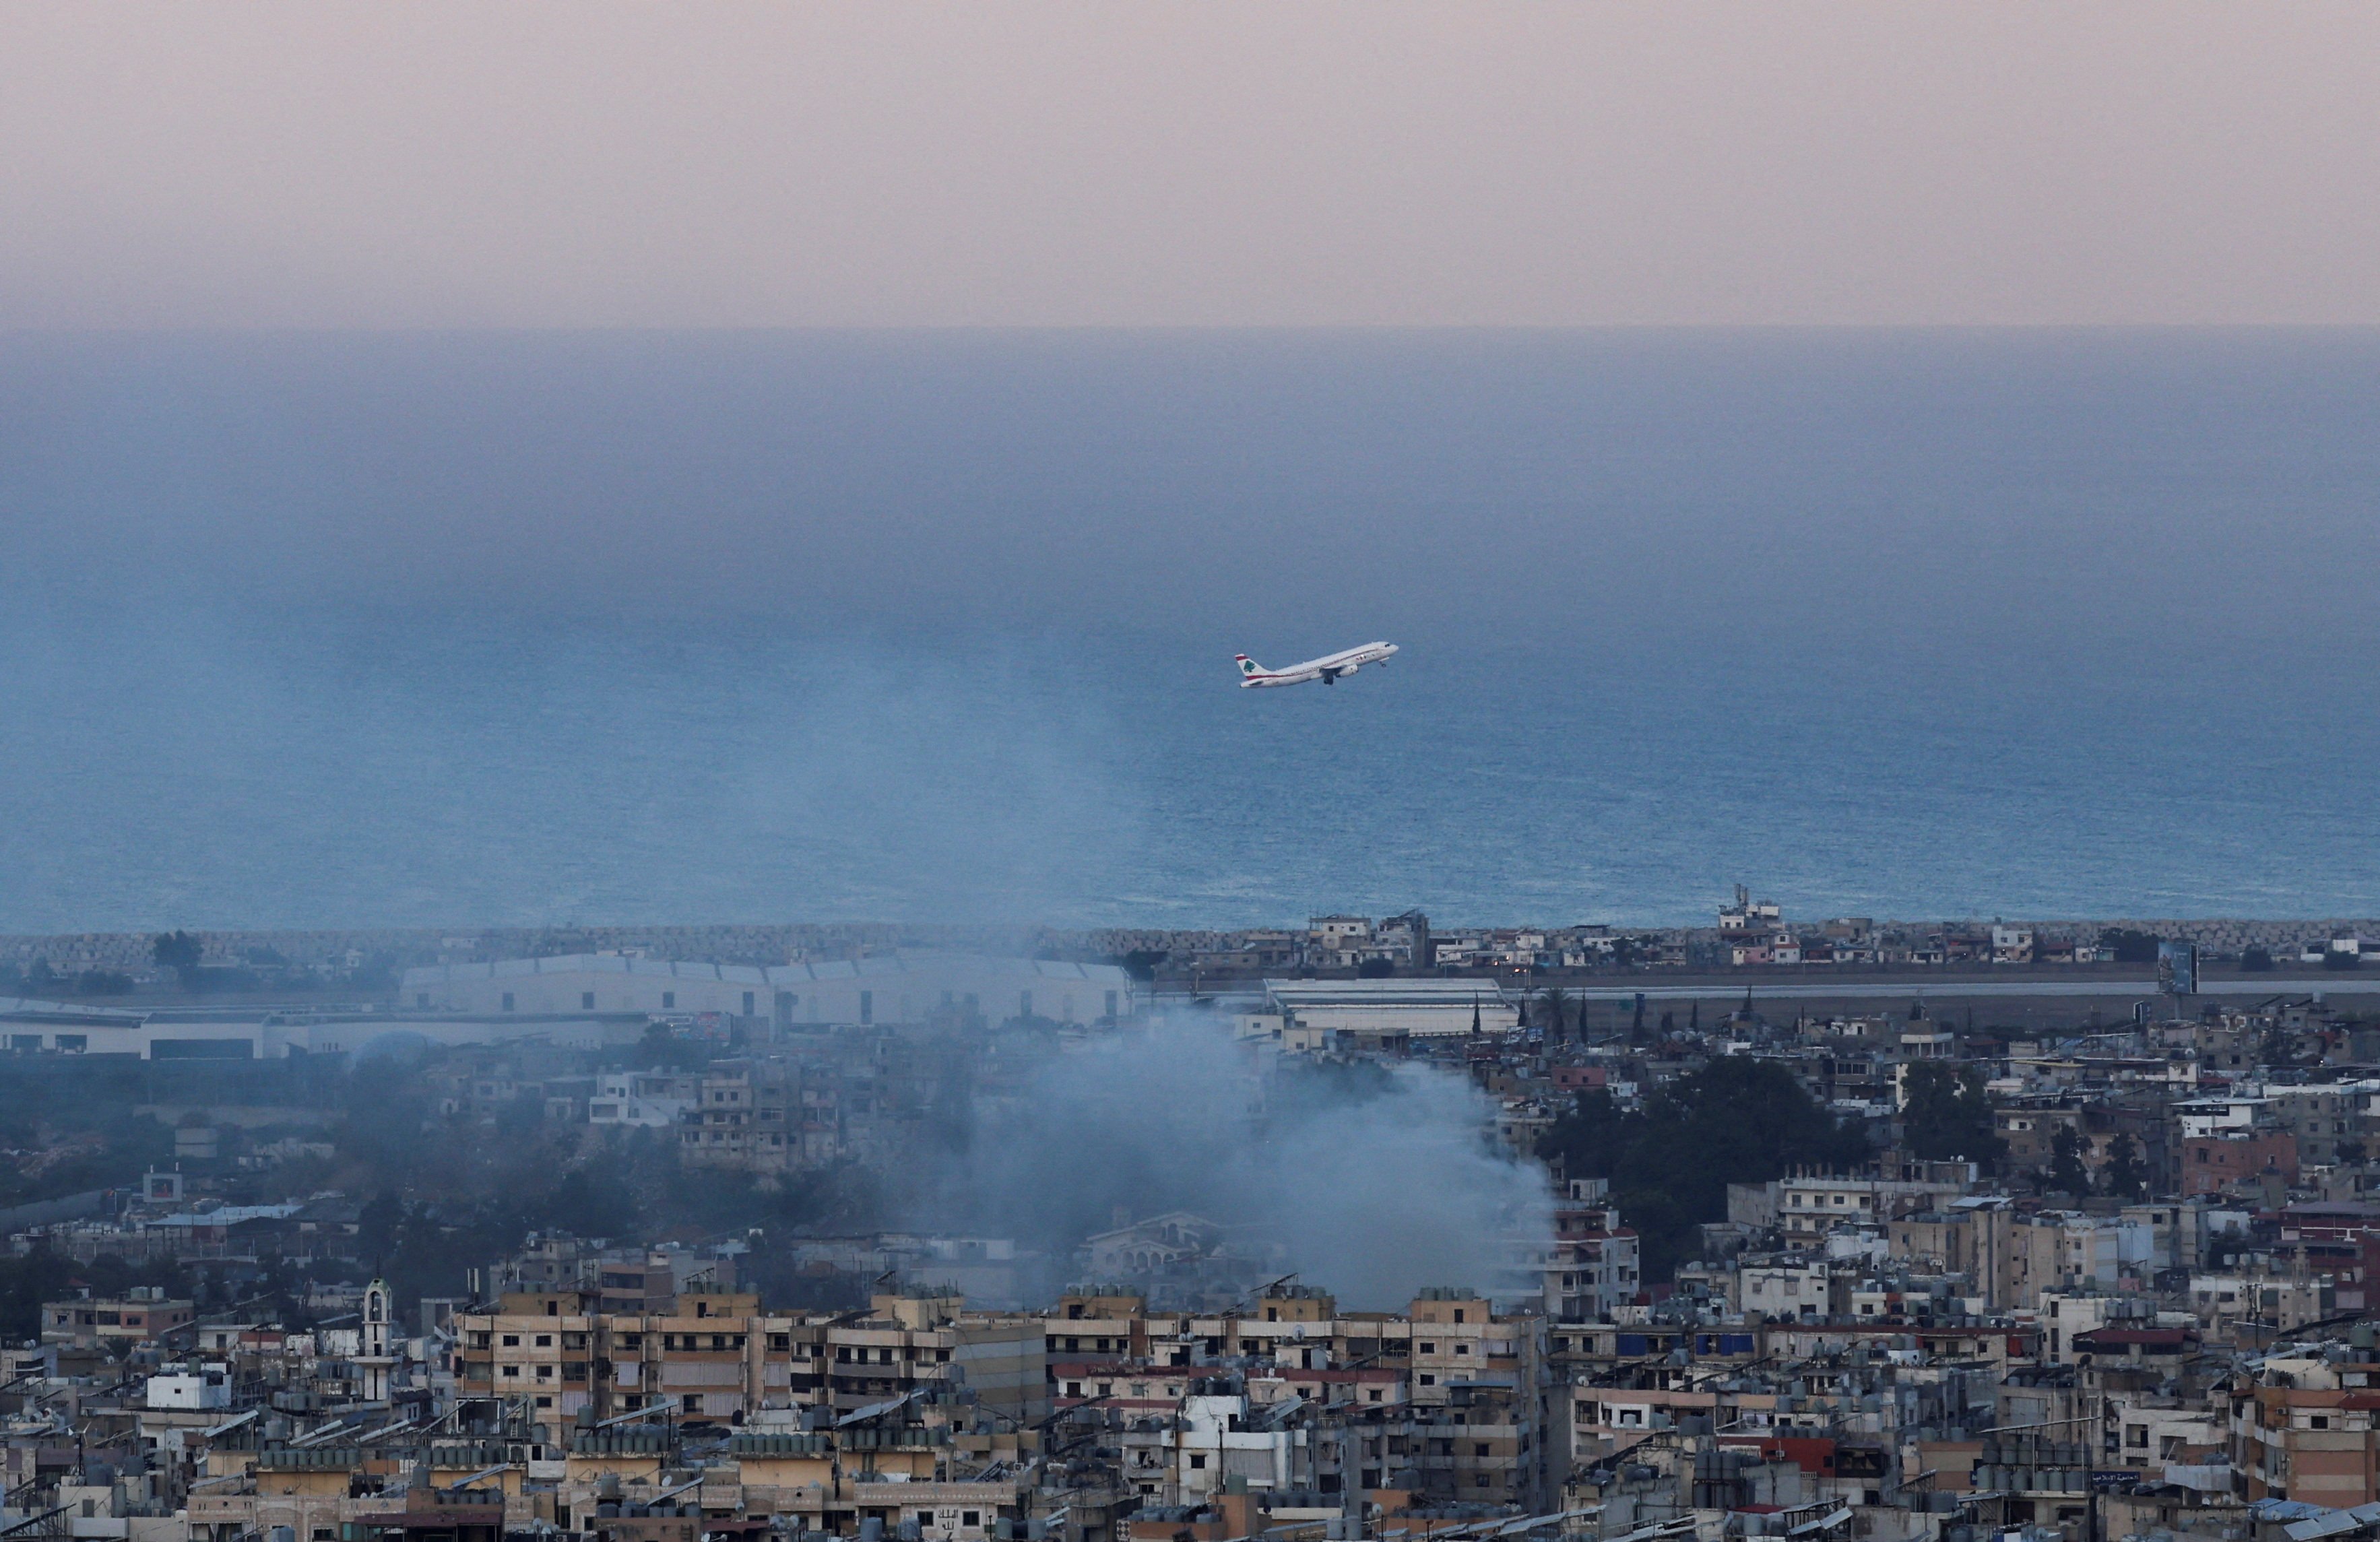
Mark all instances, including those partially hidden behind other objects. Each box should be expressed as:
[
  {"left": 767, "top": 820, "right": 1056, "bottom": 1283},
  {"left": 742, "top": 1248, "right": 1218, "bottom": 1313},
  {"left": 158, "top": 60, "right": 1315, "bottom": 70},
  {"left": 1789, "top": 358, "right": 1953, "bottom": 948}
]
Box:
[
  {"left": 399, "top": 951, "right": 1136, "bottom": 1027},
  {"left": 1252, "top": 977, "right": 1522, "bottom": 1049}
]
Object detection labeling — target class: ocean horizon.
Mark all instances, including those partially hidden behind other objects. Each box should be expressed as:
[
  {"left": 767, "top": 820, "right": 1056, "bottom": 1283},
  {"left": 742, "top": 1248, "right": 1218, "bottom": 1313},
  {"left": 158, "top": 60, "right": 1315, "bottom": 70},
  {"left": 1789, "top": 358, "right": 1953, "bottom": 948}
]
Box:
[{"left": 5, "top": 329, "right": 2377, "bottom": 934}]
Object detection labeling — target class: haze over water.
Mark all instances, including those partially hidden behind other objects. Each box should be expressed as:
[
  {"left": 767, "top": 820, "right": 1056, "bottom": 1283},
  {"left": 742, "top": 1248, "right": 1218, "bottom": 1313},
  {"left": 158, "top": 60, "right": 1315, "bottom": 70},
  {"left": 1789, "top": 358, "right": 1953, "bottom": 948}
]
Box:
[{"left": 5, "top": 329, "right": 2377, "bottom": 935}]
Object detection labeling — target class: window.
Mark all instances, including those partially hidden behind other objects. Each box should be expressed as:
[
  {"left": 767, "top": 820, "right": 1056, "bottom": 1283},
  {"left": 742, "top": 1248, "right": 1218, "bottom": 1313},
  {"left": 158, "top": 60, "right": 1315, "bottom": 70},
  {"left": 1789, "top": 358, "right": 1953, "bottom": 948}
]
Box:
[
  {"left": 1453, "top": 1309, "right": 1467, "bottom": 1324},
  {"left": 963, "top": 1515, "right": 979, "bottom": 1529},
  {"left": 536, "top": 1335, "right": 552, "bottom": 1347},
  {"left": 1475, "top": 1443, "right": 1490, "bottom": 1457},
  {"left": 663, "top": 991, "right": 676, "bottom": 1009},
  {"left": 502, "top": 992, "right": 515, "bottom": 1011},
  {"left": 860, "top": 990, "right": 873, "bottom": 1024},
  {"left": 583, "top": 992, "right": 596, "bottom": 1010},
  {"left": 743, "top": 991, "right": 756, "bottom": 1015},
  {"left": 1454, "top": 1344, "right": 1470, "bottom": 1355},
  {"left": 502, "top": 1335, "right": 520, "bottom": 1347},
  {"left": 1188, "top": 1455, "right": 1207, "bottom": 1470}
]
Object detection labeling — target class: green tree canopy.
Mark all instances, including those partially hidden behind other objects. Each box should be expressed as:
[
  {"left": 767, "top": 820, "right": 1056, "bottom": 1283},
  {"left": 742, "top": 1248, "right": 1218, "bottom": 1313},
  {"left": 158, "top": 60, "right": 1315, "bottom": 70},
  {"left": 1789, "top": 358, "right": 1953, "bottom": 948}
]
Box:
[
  {"left": 2100, "top": 929, "right": 2162, "bottom": 965},
  {"left": 1539, "top": 1058, "right": 1870, "bottom": 1283},
  {"left": 2104, "top": 1132, "right": 2146, "bottom": 1200},
  {"left": 1900, "top": 1062, "right": 2005, "bottom": 1165},
  {"left": 2047, "top": 1122, "right": 2090, "bottom": 1196},
  {"left": 152, "top": 930, "right": 203, "bottom": 988}
]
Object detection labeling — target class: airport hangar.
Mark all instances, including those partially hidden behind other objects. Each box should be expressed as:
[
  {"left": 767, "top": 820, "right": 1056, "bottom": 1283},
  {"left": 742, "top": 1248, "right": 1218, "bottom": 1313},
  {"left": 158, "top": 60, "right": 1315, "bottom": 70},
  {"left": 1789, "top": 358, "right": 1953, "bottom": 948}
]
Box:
[
  {"left": 0, "top": 953, "right": 1137, "bottom": 1060},
  {"left": 399, "top": 951, "right": 1137, "bottom": 1028}
]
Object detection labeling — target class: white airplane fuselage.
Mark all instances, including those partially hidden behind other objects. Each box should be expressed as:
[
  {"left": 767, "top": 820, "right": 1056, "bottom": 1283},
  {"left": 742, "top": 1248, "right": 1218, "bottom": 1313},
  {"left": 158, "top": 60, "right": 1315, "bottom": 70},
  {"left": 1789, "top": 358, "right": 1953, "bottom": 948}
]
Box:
[{"left": 1235, "top": 641, "right": 1399, "bottom": 688}]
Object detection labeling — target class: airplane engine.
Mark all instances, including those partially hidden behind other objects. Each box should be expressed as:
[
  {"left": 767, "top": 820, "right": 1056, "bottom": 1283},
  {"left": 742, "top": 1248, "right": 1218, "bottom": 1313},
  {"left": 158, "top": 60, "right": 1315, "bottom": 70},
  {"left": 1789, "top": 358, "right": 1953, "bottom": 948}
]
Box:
[{"left": 1337, "top": 663, "right": 1358, "bottom": 676}]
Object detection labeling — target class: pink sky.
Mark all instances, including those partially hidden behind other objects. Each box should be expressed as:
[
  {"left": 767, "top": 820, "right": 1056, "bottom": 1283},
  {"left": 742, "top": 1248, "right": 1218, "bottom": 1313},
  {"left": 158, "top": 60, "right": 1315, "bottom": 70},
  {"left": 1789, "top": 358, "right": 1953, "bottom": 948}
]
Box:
[{"left": 3, "top": 2, "right": 2375, "bottom": 326}]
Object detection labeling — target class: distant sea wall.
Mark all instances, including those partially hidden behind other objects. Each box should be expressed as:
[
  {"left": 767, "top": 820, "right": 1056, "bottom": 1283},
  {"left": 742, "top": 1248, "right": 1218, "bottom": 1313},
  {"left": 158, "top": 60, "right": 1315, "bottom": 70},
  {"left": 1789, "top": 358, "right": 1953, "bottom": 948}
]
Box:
[{"left": 5, "top": 915, "right": 2376, "bottom": 975}]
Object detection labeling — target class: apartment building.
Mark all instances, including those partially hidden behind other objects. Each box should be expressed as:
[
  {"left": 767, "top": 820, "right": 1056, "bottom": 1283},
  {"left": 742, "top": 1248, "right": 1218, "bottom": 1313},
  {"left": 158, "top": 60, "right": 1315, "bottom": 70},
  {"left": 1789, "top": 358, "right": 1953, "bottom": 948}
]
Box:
[
  {"left": 1778, "top": 1169, "right": 1970, "bottom": 1240},
  {"left": 1543, "top": 1181, "right": 1640, "bottom": 1321},
  {"left": 40, "top": 1289, "right": 195, "bottom": 1349},
  {"left": 2181, "top": 1130, "right": 2298, "bottom": 1198},
  {"left": 2231, "top": 1364, "right": 2380, "bottom": 1506},
  {"left": 2260, "top": 1083, "right": 2362, "bottom": 1168},
  {"left": 453, "top": 1287, "right": 1046, "bottom": 1442},
  {"left": 1031, "top": 1285, "right": 1549, "bottom": 1508},
  {"left": 678, "top": 1061, "right": 798, "bottom": 1176}
]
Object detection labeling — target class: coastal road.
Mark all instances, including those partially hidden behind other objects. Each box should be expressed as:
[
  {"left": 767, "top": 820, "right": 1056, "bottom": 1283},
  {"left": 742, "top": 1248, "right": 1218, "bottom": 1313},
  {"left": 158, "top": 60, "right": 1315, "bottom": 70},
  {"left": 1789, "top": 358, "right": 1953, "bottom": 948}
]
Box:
[{"left": 1553, "top": 977, "right": 2380, "bottom": 1002}]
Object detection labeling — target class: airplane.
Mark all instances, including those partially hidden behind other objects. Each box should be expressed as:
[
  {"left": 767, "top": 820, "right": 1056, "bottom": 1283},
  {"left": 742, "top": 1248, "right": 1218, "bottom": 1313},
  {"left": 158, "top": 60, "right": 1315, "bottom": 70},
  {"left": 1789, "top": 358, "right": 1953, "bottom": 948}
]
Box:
[{"left": 1234, "top": 641, "right": 1399, "bottom": 688}]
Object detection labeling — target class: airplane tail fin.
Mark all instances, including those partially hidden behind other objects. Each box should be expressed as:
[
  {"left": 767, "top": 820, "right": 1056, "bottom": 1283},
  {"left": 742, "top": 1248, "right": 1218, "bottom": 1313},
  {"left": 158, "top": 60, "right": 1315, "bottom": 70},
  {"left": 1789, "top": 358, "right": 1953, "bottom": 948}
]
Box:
[{"left": 1234, "top": 654, "right": 1264, "bottom": 678}]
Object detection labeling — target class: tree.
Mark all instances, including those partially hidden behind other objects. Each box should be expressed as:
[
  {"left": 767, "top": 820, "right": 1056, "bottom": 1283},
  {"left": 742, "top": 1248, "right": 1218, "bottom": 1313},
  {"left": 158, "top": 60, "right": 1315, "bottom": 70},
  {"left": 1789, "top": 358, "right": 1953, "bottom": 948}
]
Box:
[
  {"left": 2325, "top": 947, "right": 2363, "bottom": 972},
  {"left": 1539, "top": 1058, "right": 1871, "bottom": 1280},
  {"left": 2103, "top": 1132, "right": 2146, "bottom": 1200},
  {"left": 1116, "top": 951, "right": 1166, "bottom": 982},
  {"left": 2100, "top": 929, "right": 2162, "bottom": 965},
  {"left": 152, "top": 930, "right": 204, "bottom": 990},
  {"left": 0, "top": 1246, "right": 75, "bottom": 1339},
  {"left": 2047, "top": 1123, "right": 2090, "bottom": 1196},
  {"left": 636, "top": 1021, "right": 709, "bottom": 1070},
  {"left": 357, "top": 1188, "right": 407, "bottom": 1266},
  {"left": 1901, "top": 1062, "right": 2005, "bottom": 1165},
  {"left": 2241, "top": 946, "right": 2276, "bottom": 973}
]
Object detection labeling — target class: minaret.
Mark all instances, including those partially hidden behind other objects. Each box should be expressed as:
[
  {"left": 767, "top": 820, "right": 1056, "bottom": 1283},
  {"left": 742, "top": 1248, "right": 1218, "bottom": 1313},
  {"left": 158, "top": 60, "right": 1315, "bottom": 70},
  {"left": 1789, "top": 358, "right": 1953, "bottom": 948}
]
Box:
[{"left": 358, "top": 1277, "right": 394, "bottom": 1402}]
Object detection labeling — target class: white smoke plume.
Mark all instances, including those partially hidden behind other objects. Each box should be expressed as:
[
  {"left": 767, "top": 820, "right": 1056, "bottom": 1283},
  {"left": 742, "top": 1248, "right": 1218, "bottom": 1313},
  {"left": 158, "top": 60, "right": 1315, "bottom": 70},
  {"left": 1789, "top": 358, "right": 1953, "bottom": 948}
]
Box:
[{"left": 906, "top": 1013, "right": 1553, "bottom": 1311}]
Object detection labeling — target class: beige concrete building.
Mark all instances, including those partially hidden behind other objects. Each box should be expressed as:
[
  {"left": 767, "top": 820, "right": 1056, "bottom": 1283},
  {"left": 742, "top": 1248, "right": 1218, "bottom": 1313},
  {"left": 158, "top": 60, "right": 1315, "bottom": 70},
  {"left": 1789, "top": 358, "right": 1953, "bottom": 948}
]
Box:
[{"left": 453, "top": 1287, "right": 1047, "bottom": 1442}]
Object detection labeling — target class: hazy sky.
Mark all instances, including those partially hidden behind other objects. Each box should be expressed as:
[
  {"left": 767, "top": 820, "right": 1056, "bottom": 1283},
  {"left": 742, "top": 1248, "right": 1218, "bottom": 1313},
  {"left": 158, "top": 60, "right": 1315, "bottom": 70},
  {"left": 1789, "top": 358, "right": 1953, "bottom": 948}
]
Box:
[{"left": 3, "top": 2, "right": 2375, "bottom": 327}]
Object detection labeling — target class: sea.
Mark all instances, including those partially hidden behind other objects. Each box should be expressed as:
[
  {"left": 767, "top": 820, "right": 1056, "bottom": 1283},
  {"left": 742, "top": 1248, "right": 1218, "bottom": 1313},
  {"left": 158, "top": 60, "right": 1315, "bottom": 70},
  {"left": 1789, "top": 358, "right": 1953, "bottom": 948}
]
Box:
[{"left": 3, "top": 329, "right": 2377, "bottom": 936}]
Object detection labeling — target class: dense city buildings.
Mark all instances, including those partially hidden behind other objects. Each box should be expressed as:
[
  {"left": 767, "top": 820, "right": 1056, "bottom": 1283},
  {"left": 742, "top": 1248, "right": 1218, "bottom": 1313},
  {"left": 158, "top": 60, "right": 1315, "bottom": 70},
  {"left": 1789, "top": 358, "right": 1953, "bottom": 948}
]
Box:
[{"left": 9, "top": 911, "right": 2380, "bottom": 1542}]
